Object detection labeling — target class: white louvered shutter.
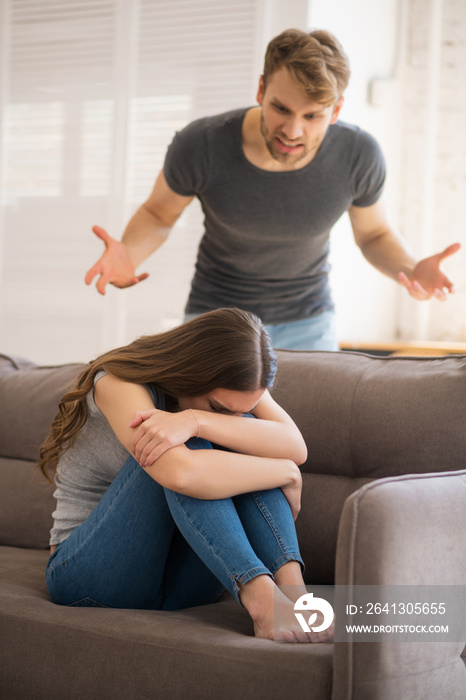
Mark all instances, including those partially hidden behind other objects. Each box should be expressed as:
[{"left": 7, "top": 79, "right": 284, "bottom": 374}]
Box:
[{"left": 0, "top": 0, "right": 262, "bottom": 364}]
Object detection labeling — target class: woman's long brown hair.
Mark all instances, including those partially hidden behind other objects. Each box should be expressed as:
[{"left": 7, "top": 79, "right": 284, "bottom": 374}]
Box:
[{"left": 37, "top": 308, "right": 276, "bottom": 483}]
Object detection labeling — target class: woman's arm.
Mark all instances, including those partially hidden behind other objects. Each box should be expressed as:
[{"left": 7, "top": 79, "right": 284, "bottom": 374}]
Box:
[
  {"left": 130, "top": 390, "right": 308, "bottom": 466},
  {"left": 94, "top": 375, "right": 302, "bottom": 514},
  {"left": 198, "top": 390, "right": 307, "bottom": 463}
]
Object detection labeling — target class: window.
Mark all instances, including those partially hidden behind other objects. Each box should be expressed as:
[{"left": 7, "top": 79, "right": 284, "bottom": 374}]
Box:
[{"left": 0, "top": 0, "right": 262, "bottom": 363}]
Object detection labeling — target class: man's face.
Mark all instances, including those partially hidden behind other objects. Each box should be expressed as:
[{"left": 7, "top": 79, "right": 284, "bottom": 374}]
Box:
[{"left": 257, "top": 67, "right": 343, "bottom": 168}]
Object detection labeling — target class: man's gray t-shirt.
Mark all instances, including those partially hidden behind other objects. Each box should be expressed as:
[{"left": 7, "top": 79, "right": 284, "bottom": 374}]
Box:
[
  {"left": 164, "top": 107, "right": 385, "bottom": 324},
  {"left": 50, "top": 371, "right": 165, "bottom": 545}
]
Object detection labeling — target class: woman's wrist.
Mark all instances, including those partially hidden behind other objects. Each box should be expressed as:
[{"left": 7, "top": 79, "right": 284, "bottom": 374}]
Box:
[
  {"left": 189, "top": 408, "right": 201, "bottom": 438},
  {"left": 286, "top": 461, "right": 302, "bottom": 487}
]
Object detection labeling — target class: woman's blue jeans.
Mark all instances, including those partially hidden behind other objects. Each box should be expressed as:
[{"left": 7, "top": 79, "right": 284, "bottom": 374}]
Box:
[{"left": 46, "top": 438, "right": 304, "bottom": 610}]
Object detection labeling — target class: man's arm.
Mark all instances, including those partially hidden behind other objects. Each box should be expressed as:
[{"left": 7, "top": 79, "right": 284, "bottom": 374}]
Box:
[
  {"left": 349, "top": 199, "right": 460, "bottom": 301},
  {"left": 85, "top": 171, "right": 194, "bottom": 295}
]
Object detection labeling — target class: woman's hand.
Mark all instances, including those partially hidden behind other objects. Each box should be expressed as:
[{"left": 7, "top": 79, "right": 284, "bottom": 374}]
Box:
[
  {"left": 281, "top": 467, "right": 302, "bottom": 521},
  {"left": 129, "top": 409, "right": 198, "bottom": 466}
]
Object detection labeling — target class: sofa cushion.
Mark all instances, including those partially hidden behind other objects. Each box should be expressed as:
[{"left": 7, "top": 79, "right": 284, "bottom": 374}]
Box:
[
  {"left": 0, "top": 354, "right": 84, "bottom": 463},
  {"left": 297, "top": 473, "right": 371, "bottom": 585},
  {"left": 0, "top": 355, "right": 83, "bottom": 549},
  {"left": 0, "top": 546, "right": 333, "bottom": 700},
  {"left": 273, "top": 350, "right": 466, "bottom": 479},
  {"left": 0, "top": 457, "right": 55, "bottom": 549}
]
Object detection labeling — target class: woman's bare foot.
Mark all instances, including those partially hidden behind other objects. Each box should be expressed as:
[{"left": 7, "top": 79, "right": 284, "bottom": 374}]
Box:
[
  {"left": 274, "top": 562, "right": 334, "bottom": 642},
  {"left": 238, "top": 574, "right": 332, "bottom": 642},
  {"left": 274, "top": 561, "right": 308, "bottom": 602}
]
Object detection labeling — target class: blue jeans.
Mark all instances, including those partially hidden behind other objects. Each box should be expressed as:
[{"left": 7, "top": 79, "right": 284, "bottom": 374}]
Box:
[
  {"left": 46, "top": 438, "right": 304, "bottom": 610},
  {"left": 264, "top": 310, "right": 339, "bottom": 351},
  {"left": 185, "top": 310, "right": 338, "bottom": 351}
]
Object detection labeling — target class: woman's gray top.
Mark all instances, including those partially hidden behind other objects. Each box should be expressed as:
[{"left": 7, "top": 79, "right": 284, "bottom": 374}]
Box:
[{"left": 50, "top": 370, "right": 165, "bottom": 545}]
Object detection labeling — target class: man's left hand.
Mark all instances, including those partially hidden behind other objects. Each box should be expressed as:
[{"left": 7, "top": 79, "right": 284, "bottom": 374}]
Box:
[{"left": 398, "top": 242, "right": 461, "bottom": 301}]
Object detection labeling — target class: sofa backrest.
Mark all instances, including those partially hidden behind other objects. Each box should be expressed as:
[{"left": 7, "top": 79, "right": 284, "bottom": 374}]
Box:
[
  {"left": 1, "top": 351, "right": 465, "bottom": 584},
  {"left": 271, "top": 350, "right": 466, "bottom": 584},
  {"left": 0, "top": 354, "right": 84, "bottom": 550},
  {"left": 273, "top": 349, "right": 466, "bottom": 477}
]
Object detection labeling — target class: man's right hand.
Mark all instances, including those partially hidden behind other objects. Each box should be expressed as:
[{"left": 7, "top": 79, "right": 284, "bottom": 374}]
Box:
[{"left": 84, "top": 226, "right": 150, "bottom": 295}]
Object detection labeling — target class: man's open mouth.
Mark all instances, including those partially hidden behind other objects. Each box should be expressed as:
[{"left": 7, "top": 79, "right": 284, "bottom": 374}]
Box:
[{"left": 275, "top": 137, "right": 304, "bottom": 153}]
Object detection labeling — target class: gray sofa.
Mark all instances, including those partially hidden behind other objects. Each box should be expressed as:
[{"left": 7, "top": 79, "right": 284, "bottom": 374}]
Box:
[{"left": 1, "top": 349, "right": 465, "bottom": 700}]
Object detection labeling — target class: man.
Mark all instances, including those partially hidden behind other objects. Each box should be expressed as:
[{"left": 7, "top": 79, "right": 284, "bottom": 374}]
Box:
[{"left": 85, "top": 28, "right": 460, "bottom": 350}]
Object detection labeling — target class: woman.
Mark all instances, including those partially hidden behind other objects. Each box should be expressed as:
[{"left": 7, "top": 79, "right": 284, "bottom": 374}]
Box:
[{"left": 38, "top": 307, "right": 332, "bottom": 642}]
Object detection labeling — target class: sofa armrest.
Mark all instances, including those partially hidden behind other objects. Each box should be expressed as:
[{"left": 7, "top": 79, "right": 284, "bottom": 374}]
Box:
[{"left": 332, "top": 470, "right": 466, "bottom": 700}]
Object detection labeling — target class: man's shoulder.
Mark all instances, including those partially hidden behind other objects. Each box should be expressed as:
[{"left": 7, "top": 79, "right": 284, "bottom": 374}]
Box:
[
  {"left": 182, "top": 107, "right": 250, "bottom": 137},
  {"left": 326, "top": 122, "right": 385, "bottom": 204},
  {"left": 324, "top": 121, "right": 384, "bottom": 169},
  {"left": 165, "top": 107, "right": 250, "bottom": 195},
  {"left": 329, "top": 120, "right": 379, "bottom": 145}
]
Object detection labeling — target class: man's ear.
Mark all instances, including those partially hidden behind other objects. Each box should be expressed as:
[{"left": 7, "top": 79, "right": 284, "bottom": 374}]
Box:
[
  {"left": 330, "top": 97, "right": 344, "bottom": 124},
  {"left": 256, "top": 75, "right": 265, "bottom": 105}
]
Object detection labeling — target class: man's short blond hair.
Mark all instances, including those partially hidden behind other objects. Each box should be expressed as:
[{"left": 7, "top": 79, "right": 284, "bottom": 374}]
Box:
[{"left": 263, "top": 28, "right": 351, "bottom": 106}]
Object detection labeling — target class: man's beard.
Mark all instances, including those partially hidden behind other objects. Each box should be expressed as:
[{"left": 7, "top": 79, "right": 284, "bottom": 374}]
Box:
[{"left": 259, "top": 113, "right": 309, "bottom": 165}]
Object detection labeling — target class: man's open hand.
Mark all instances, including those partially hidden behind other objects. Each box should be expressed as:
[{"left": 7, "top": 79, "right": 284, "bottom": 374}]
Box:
[
  {"left": 398, "top": 242, "right": 461, "bottom": 301},
  {"left": 85, "top": 226, "right": 149, "bottom": 295}
]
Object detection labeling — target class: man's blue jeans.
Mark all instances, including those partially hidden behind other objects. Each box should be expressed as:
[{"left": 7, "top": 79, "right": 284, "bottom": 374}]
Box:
[
  {"left": 46, "top": 438, "right": 304, "bottom": 610},
  {"left": 264, "top": 310, "right": 339, "bottom": 351},
  {"left": 185, "top": 310, "right": 339, "bottom": 351}
]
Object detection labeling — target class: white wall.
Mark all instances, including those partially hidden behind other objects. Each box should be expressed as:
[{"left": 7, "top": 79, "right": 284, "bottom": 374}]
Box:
[
  {"left": 308, "top": 0, "right": 466, "bottom": 344},
  {"left": 308, "top": 0, "right": 403, "bottom": 344},
  {"left": 397, "top": 0, "right": 466, "bottom": 342}
]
